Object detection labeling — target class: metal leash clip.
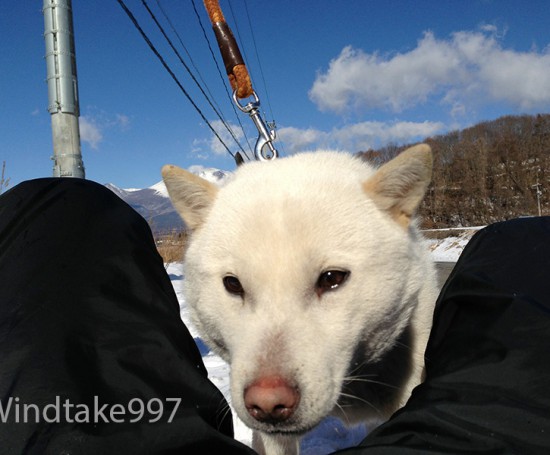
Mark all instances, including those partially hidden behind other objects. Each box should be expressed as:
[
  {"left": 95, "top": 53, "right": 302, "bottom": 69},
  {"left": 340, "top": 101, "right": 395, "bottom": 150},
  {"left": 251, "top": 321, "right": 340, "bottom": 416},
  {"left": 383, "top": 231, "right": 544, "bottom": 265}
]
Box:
[{"left": 233, "top": 90, "right": 278, "bottom": 162}]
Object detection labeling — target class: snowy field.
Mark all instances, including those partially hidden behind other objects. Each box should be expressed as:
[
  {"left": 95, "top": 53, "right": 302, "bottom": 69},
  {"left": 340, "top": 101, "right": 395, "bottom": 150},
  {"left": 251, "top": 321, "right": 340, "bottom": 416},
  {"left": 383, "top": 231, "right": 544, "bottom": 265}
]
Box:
[
  {"left": 426, "top": 228, "right": 481, "bottom": 263},
  {"left": 165, "top": 231, "right": 474, "bottom": 453}
]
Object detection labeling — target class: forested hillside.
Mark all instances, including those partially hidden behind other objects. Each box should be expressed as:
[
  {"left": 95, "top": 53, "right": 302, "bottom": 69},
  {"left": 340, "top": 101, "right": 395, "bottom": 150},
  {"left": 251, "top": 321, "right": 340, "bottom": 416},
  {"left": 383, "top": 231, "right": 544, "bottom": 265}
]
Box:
[{"left": 360, "top": 114, "right": 549, "bottom": 228}]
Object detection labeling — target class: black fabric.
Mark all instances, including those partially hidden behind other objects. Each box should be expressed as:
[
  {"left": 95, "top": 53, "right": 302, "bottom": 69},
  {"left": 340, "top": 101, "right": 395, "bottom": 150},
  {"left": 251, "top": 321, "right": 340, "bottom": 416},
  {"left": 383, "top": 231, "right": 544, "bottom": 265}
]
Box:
[
  {"left": 337, "top": 217, "right": 550, "bottom": 454},
  {"left": 0, "top": 178, "right": 254, "bottom": 455},
  {"left": 2, "top": 178, "right": 550, "bottom": 455}
]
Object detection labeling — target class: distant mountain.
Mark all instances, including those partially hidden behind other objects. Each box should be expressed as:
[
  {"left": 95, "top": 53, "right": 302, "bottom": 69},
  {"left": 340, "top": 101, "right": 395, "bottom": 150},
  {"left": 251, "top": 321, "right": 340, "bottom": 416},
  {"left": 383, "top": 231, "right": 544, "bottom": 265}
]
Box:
[{"left": 105, "top": 165, "right": 229, "bottom": 234}]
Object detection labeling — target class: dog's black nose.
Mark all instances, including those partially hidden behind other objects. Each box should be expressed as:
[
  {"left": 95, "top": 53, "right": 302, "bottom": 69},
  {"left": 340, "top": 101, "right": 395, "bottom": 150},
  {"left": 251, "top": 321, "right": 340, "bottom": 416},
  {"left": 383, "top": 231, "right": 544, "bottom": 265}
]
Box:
[{"left": 244, "top": 376, "right": 300, "bottom": 423}]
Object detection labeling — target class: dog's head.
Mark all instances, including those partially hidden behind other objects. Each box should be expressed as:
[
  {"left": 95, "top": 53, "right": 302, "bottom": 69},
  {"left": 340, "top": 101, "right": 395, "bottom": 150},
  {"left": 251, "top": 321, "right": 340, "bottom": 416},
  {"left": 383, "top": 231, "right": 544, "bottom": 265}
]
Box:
[{"left": 162, "top": 144, "right": 432, "bottom": 434}]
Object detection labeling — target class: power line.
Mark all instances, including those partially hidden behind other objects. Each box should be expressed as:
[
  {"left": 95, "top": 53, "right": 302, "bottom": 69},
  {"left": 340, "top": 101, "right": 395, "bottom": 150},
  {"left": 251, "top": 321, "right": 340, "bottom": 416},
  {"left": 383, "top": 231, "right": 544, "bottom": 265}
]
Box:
[
  {"left": 155, "top": 0, "right": 221, "bottom": 116},
  {"left": 117, "top": 0, "right": 235, "bottom": 159},
  {"left": 189, "top": 0, "right": 253, "bottom": 158},
  {"left": 243, "top": 0, "right": 274, "bottom": 123},
  {"left": 141, "top": 0, "right": 248, "bottom": 158},
  {"left": 227, "top": 1, "right": 250, "bottom": 80},
  {"left": 230, "top": 0, "right": 284, "bottom": 156}
]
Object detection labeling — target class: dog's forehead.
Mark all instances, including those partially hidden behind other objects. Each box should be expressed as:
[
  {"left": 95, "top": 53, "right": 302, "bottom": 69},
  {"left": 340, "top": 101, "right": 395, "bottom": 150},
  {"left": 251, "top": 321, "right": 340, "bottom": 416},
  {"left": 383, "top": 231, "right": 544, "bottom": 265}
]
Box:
[
  {"left": 216, "top": 158, "right": 370, "bottom": 234},
  {"left": 231, "top": 151, "right": 373, "bottom": 186},
  {"left": 221, "top": 152, "right": 373, "bottom": 208},
  {"left": 198, "top": 153, "right": 390, "bottom": 273}
]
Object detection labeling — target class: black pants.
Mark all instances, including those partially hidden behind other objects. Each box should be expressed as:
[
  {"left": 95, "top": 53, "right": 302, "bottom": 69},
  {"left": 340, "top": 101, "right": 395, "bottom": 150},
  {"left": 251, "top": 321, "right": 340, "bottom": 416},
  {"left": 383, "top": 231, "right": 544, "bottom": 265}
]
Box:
[{"left": 1, "top": 178, "right": 549, "bottom": 454}]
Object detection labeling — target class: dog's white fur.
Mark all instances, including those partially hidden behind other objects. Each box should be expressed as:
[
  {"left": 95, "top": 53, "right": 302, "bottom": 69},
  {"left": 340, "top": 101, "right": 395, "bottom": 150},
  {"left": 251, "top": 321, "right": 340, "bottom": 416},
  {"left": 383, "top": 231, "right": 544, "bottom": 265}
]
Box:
[{"left": 162, "top": 145, "right": 438, "bottom": 455}]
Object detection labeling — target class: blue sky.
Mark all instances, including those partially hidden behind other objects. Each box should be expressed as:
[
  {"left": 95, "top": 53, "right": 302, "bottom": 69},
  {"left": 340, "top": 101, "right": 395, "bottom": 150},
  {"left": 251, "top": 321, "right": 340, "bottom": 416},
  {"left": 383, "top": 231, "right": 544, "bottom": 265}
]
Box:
[{"left": 2, "top": 0, "right": 550, "bottom": 189}]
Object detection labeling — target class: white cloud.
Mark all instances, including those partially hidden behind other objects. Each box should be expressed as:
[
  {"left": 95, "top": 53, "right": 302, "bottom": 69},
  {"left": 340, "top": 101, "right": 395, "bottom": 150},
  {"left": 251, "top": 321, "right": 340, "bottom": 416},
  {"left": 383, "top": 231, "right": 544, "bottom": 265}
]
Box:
[
  {"left": 276, "top": 126, "right": 328, "bottom": 153},
  {"left": 210, "top": 120, "right": 243, "bottom": 155},
  {"left": 114, "top": 113, "right": 130, "bottom": 130},
  {"left": 195, "top": 120, "right": 247, "bottom": 158},
  {"left": 191, "top": 139, "right": 210, "bottom": 160},
  {"left": 79, "top": 116, "right": 103, "bottom": 149},
  {"left": 278, "top": 120, "right": 444, "bottom": 154},
  {"left": 78, "top": 111, "right": 131, "bottom": 150},
  {"left": 309, "top": 29, "right": 550, "bottom": 115}
]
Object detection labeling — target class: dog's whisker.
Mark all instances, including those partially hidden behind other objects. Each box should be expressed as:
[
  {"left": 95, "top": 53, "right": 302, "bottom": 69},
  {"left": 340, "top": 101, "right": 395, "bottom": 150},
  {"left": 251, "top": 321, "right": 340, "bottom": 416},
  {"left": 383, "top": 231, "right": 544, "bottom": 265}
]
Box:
[
  {"left": 215, "top": 397, "right": 232, "bottom": 423},
  {"left": 222, "top": 405, "right": 233, "bottom": 424},
  {"left": 333, "top": 401, "right": 352, "bottom": 426},
  {"left": 338, "top": 392, "right": 382, "bottom": 416},
  {"left": 392, "top": 340, "right": 415, "bottom": 353},
  {"left": 343, "top": 376, "right": 400, "bottom": 390},
  {"left": 347, "top": 363, "right": 367, "bottom": 374}
]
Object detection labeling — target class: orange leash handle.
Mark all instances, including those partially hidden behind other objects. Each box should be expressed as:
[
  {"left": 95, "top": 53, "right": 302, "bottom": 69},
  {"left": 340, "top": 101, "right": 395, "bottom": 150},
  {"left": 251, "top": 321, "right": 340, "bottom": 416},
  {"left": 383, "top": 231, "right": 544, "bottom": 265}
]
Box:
[{"left": 203, "top": 0, "right": 253, "bottom": 99}]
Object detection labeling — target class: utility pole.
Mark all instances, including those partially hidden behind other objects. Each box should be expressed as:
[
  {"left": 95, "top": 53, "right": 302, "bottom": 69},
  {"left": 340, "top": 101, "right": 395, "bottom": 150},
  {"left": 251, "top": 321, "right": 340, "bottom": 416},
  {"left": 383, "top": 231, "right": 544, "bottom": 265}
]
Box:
[
  {"left": 532, "top": 181, "right": 542, "bottom": 217},
  {"left": 43, "top": 0, "right": 85, "bottom": 178}
]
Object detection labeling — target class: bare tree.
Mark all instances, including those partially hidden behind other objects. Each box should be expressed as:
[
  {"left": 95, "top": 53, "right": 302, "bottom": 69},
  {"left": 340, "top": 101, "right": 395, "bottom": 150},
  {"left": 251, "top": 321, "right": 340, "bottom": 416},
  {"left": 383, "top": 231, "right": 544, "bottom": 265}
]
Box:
[{"left": 412, "top": 114, "right": 548, "bottom": 227}]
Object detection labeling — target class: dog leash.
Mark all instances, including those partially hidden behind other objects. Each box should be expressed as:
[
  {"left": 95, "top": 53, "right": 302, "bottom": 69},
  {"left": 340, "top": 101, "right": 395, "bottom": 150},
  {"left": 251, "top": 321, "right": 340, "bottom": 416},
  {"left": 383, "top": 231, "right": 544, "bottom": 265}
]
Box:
[{"left": 203, "top": 0, "right": 278, "bottom": 163}]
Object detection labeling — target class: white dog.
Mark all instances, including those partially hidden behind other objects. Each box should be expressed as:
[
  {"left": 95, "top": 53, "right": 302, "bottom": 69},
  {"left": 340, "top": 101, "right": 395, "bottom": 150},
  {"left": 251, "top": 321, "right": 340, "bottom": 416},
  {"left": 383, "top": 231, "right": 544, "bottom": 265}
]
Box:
[{"left": 162, "top": 144, "right": 438, "bottom": 455}]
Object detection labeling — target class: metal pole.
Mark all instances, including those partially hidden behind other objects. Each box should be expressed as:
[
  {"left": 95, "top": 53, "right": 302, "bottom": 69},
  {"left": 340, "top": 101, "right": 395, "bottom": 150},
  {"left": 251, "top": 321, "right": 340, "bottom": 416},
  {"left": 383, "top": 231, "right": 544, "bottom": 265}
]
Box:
[
  {"left": 43, "top": 0, "right": 85, "bottom": 178},
  {"left": 532, "top": 182, "right": 542, "bottom": 217}
]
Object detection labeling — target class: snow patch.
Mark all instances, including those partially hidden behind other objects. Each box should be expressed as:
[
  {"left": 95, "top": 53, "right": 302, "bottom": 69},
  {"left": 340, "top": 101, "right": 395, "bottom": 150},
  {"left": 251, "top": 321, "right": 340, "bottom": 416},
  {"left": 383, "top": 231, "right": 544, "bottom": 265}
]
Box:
[
  {"left": 426, "top": 228, "right": 481, "bottom": 262},
  {"left": 188, "top": 165, "right": 230, "bottom": 186},
  {"left": 149, "top": 180, "right": 169, "bottom": 197}
]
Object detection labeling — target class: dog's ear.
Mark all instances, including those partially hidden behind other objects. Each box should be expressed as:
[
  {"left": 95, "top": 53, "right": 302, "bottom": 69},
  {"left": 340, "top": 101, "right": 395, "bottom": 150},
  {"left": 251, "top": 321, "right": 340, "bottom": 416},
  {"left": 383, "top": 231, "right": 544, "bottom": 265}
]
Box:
[
  {"left": 363, "top": 144, "right": 432, "bottom": 228},
  {"left": 162, "top": 165, "right": 218, "bottom": 231}
]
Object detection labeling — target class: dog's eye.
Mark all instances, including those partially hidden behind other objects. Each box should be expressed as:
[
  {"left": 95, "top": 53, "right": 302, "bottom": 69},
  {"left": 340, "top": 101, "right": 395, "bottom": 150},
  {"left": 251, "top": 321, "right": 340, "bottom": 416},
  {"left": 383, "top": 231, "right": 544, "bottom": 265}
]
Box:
[
  {"left": 223, "top": 275, "right": 244, "bottom": 297},
  {"left": 316, "top": 270, "right": 350, "bottom": 296}
]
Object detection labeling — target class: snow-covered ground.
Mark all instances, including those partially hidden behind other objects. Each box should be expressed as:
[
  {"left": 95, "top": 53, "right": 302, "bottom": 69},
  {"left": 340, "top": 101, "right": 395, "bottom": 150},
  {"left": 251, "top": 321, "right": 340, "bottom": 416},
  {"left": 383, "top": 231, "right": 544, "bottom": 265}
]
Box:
[
  {"left": 165, "top": 230, "right": 476, "bottom": 453},
  {"left": 426, "top": 227, "right": 481, "bottom": 262}
]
